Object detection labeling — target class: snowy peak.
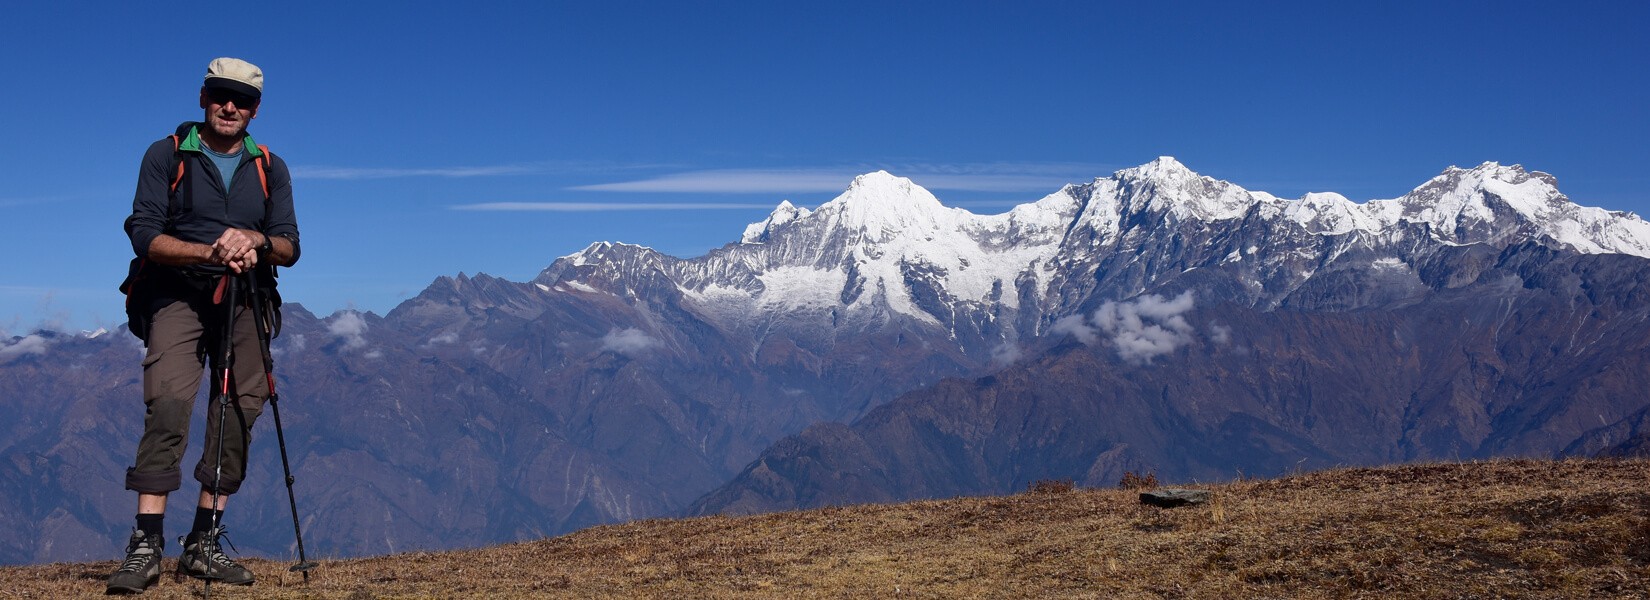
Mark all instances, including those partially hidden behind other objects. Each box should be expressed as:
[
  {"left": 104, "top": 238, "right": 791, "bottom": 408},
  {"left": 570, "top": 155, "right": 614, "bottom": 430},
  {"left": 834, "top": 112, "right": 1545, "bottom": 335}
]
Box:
[
  {"left": 743, "top": 200, "right": 811, "bottom": 244},
  {"left": 1083, "top": 158, "right": 1650, "bottom": 258},
  {"left": 1110, "top": 156, "right": 1259, "bottom": 221},
  {"left": 1388, "top": 162, "right": 1650, "bottom": 256},
  {"left": 814, "top": 171, "right": 960, "bottom": 243},
  {"left": 691, "top": 170, "right": 1077, "bottom": 328},
  {"left": 1397, "top": 162, "right": 1561, "bottom": 226},
  {"left": 1282, "top": 192, "right": 1374, "bottom": 235},
  {"left": 568, "top": 241, "right": 624, "bottom": 266},
  {"left": 1127, "top": 156, "right": 1197, "bottom": 180},
  {"left": 538, "top": 158, "right": 1650, "bottom": 336},
  {"left": 534, "top": 241, "right": 670, "bottom": 288},
  {"left": 1113, "top": 157, "right": 1201, "bottom": 192}
]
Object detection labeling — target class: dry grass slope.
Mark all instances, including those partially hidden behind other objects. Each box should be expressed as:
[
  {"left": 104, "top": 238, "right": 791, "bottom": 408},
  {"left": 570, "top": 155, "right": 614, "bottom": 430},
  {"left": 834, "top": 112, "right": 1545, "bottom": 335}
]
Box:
[{"left": 5, "top": 458, "right": 1646, "bottom": 599}]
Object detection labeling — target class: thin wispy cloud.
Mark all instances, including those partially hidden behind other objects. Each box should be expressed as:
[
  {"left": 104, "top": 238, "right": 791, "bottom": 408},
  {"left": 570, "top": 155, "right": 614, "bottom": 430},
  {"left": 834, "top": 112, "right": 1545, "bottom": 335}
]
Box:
[
  {"left": 295, "top": 161, "right": 1115, "bottom": 192},
  {"left": 907, "top": 174, "right": 1087, "bottom": 192},
  {"left": 292, "top": 160, "right": 677, "bottom": 181},
  {"left": 883, "top": 161, "right": 1114, "bottom": 177},
  {"left": 886, "top": 161, "right": 1120, "bottom": 191},
  {"left": 296, "top": 165, "right": 543, "bottom": 179},
  {"left": 572, "top": 162, "right": 1117, "bottom": 194},
  {"left": 574, "top": 170, "right": 855, "bottom": 193},
  {"left": 453, "top": 202, "right": 774, "bottom": 212}
]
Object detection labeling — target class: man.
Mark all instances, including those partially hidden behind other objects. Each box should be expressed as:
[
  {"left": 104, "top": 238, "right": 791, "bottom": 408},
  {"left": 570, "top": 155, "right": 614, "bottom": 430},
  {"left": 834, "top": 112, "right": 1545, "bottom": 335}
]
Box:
[{"left": 107, "top": 57, "right": 300, "bottom": 594}]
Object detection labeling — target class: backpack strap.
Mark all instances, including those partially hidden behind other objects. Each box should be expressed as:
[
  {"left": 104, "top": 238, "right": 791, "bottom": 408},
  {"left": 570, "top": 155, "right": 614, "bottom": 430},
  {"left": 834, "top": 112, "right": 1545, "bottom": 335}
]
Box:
[
  {"left": 254, "top": 144, "right": 272, "bottom": 199},
  {"left": 169, "top": 135, "right": 186, "bottom": 192},
  {"left": 254, "top": 144, "right": 280, "bottom": 288},
  {"left": 167, "top": 135, "right": 186, "bottom": 218},
  {"left": 166, "top": 135, "right": 275, "bottom": 217}
]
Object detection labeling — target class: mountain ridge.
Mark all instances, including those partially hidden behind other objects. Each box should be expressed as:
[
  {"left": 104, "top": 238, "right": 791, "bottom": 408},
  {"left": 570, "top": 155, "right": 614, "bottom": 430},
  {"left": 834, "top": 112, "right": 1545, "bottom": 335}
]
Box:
[{"left": 3, "top": 158, "right": 1649, "bottom": 564}]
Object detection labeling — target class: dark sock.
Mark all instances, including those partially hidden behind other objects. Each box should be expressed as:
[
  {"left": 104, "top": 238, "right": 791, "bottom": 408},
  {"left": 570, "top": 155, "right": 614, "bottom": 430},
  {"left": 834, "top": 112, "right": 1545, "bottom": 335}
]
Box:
[
  {"left": 192, "top": 506, "right": 224, "bottom": 533},
  {"left": 135, "top": 514, "right": 164, "bottom": 538}
]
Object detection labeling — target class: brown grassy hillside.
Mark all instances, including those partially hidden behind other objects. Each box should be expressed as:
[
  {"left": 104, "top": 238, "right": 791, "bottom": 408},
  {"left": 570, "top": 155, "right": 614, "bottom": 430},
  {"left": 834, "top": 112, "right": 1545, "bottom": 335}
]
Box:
[{"left": 5, "top": 458, "right": 1646, "bottom": 599}]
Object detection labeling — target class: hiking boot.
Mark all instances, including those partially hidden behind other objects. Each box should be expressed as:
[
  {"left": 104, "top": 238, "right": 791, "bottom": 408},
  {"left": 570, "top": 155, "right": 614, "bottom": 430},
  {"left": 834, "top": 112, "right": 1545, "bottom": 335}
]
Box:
[
  {"left": 176, "top": 527, "right": 254, "bottom": 585},
  {"left": 106, "top": 529, "right": 165, "bottom": 594}
]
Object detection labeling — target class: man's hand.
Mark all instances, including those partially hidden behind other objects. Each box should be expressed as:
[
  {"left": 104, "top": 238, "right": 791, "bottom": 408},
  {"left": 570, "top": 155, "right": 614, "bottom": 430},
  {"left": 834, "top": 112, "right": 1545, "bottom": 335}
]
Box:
[{"left": 211, "top": 229, "right": 264, "bottom": 273}]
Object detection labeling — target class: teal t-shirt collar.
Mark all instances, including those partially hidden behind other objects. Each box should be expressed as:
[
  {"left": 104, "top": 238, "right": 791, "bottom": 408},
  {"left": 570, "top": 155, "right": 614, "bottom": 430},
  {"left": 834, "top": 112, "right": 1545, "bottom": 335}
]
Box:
[{"left": 201, "top": 141, "right": 242, "bottom": 191}]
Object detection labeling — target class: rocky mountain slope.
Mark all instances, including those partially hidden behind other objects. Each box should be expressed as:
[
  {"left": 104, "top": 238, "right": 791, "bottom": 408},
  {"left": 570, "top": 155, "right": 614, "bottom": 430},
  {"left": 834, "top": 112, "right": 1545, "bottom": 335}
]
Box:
[
  {"left": 3, "top": 158, "right": 1647, "bottom": 564},
  {"left": 690, "top": 160, "right": 1650, "bottom": 514},
  {"left": 693, "top": 244, "right": 1650, "bottom": 514}
]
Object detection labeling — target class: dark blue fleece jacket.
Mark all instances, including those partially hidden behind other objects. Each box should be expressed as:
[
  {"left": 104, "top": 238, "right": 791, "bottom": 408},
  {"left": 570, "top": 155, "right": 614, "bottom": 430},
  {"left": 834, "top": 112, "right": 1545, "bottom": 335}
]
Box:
[{"left": 123, "top": 121, "right": 301, "bottom": 277}]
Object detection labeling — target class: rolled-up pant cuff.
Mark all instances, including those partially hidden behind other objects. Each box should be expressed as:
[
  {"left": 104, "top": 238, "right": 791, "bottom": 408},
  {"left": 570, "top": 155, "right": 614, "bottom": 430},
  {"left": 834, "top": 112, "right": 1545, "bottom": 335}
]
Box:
[
  {"left": 193, "top": 463, "right": 246, "bottom": 495},
  {"left": 125, "top": 467, "right": 183, "bottom": 494}
]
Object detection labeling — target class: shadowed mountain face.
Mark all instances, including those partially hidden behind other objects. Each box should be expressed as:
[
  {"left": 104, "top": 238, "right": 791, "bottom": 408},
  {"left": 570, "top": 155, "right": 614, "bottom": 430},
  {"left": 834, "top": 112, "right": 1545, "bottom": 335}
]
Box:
[
  {"left": 4, "top": 159, "right": 1650, "bottom": 564},
  {"left": 692, "top": 244, "right": 1650, "bottom": 515}
]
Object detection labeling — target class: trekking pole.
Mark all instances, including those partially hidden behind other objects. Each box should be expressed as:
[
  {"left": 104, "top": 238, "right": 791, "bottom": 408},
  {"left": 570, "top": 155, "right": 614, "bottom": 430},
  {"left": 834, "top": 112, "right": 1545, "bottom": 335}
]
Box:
[
  {"left": 244, "top": 270, "right": 319, "bottom": 581},
  {"left": 203, "top": 273, "right": 239, "bottom": 598}
]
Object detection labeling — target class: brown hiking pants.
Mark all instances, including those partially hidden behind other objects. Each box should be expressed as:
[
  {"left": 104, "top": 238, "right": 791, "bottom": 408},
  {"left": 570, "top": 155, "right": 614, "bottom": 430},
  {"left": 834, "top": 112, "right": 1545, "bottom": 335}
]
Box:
[{"left": 124, "top": 298, "right": 268, "bottom": 495}]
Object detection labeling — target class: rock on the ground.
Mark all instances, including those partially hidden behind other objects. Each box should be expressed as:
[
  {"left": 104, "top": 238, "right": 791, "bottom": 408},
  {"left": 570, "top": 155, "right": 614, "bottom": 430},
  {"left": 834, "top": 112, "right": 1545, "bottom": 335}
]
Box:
[{"left": 1140, "top": 489, "right": 1211, "bottom": 508}]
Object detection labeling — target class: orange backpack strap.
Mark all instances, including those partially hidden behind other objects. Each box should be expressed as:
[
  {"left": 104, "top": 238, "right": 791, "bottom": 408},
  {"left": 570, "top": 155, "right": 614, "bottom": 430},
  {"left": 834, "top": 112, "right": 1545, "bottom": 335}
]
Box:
[
  {"left": 255, "top": 144, "right": 272, "bottom": 199},
  {"left": 169, "top": 135, "right": 185, "bottom": 193}
]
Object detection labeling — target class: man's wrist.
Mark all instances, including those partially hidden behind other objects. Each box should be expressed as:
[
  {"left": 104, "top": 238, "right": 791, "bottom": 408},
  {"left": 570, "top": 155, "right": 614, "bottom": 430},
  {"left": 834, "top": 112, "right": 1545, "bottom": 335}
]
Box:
[{"left": 257, "top": 233, "right": 274, "bottom": 258}]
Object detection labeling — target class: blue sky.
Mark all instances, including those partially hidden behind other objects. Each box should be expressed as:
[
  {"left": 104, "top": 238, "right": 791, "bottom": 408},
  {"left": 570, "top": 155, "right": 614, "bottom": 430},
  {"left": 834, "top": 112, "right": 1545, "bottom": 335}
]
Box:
[{"left": 3, "top": 1, "right": 1647, "bottom": 333}]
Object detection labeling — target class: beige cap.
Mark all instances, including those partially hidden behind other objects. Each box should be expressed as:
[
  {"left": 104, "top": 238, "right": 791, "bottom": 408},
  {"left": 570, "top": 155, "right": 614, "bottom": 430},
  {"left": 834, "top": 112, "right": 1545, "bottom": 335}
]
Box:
[{"left": 204, "top": 57, "right": 263, "bottom": 98}]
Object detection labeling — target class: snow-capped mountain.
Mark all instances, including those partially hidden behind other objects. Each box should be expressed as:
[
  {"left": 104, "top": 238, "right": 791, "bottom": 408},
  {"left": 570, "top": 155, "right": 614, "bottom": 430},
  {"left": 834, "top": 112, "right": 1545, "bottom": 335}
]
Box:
[
  {"left": 683, "top": 160, "right": 1650, "bottom": 516},
  {"left": 1280, "top": 161, "right": 1650, "bottom": 253},
  {"left": 6, "top": 158, "right": 1650, "bottom": 564},
  {"left": 538, "top": 157, "right": 1650, "bottom": 357}
]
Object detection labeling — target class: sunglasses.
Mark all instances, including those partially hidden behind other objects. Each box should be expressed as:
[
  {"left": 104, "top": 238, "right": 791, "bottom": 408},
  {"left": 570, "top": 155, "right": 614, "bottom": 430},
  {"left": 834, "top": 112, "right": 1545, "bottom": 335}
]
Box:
[{"left": 206, "top": 88, "right": 260, "bottom": 108}]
